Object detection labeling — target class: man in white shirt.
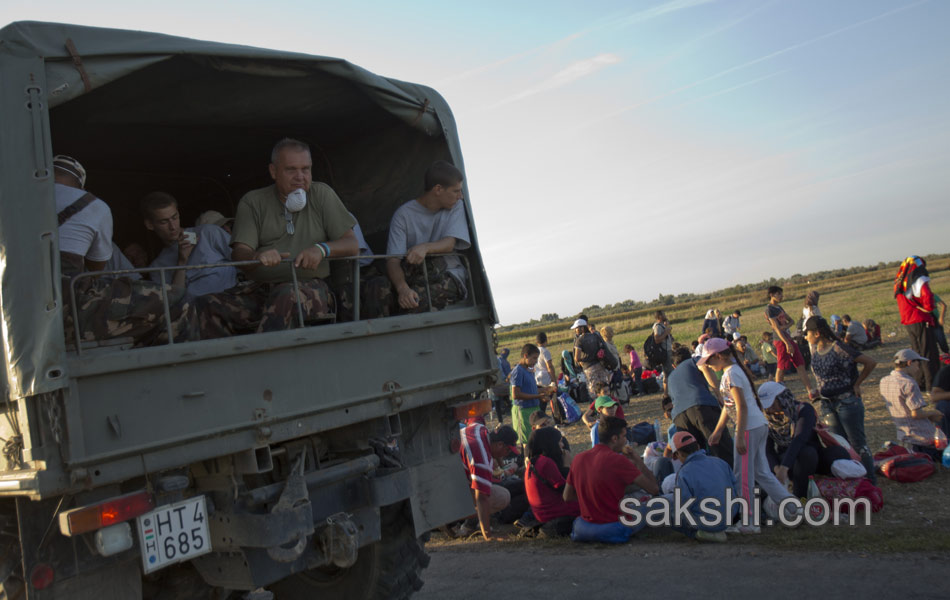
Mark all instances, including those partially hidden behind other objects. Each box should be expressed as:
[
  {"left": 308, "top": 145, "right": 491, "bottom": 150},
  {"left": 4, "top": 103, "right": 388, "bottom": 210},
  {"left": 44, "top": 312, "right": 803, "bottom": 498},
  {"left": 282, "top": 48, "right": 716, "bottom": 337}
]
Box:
[
  {"left": 54, "top": 155, "right": 197, "bottom": 345},
  {"left": 384, "top": 161, "right": 471, "bottom": 314}
]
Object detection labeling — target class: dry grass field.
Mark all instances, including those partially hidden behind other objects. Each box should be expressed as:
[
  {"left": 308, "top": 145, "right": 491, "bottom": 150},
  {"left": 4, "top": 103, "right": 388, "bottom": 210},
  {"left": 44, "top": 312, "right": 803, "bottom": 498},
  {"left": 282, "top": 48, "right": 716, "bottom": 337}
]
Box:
[{"left": 433, "top": 260, "right": 950, "bottom": 552}]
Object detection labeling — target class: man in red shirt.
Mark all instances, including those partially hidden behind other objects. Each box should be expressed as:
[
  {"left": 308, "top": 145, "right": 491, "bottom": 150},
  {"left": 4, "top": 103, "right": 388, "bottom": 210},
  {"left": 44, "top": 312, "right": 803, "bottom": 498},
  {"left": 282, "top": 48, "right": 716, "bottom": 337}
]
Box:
[
  {"left": 895, "top": 256, "right": 940, "bottom": 390},
  {"left": 459, "top": 420, "right": 519, "bottom": 541},
  {"left": 563, "top": 416, "right": 659, "bottom": 543}
]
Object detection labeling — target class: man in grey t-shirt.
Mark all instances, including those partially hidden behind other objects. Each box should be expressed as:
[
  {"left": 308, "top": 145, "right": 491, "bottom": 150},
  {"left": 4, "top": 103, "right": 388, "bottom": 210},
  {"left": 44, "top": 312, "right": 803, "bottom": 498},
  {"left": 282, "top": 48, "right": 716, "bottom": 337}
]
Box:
[{"left": 384, "top": 161, "right": 471, "bottom": 313}]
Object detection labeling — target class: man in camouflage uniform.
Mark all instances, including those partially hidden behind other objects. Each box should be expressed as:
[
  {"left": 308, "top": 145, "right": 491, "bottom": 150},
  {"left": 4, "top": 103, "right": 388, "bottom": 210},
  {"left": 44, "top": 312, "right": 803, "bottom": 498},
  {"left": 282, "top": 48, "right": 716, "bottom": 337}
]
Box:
[
  {"left": 54, "top": 155, "right": 197, "bottom": 346},
  {"left": 379, "top": 161, "right": 471, "bottom": 315},
  {"left": 197, "top": 138, "right": 359, "bottom": 337}
]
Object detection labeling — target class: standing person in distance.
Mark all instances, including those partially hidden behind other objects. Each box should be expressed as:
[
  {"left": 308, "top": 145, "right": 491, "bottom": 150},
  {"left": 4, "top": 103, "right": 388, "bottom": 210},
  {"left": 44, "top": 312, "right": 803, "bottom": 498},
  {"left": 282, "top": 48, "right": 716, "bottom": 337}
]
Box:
[
  {"left": 765, "top": 286, "right": 816, "bottom": 398},
  {"left": 653, "top": 310, "right": 675, "bottom": 392},
  {"left": 804, "top": 316, "right": 878, "bottom": 481},
  {"left": 572, "top": 319, "right": 610, "bottom": 397},
  {"left": 894, "top": 256, "right": 940, "bottom": 390}
]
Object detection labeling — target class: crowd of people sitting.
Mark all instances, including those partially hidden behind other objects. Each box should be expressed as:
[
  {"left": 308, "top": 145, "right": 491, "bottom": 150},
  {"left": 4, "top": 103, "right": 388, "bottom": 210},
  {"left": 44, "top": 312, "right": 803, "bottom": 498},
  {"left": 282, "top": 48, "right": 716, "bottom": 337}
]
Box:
[
  {"left": 459, "top": 280, "right": 950, "bottom": 544},
  {"left": 53, "top": 144, "right": 473, "bottom": 348}
]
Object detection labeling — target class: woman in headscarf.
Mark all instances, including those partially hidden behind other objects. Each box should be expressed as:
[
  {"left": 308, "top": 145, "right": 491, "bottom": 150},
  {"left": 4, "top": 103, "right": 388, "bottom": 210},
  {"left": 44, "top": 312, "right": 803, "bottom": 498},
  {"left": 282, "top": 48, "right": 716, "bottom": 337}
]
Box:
[
  {"left": 701, "top": 309, "right": 722, "bottom": 338},
  {"left": 758, "top": 382, "right": 853, "bottom": 498},
  {"left": 894, "top": 255, "right": 940, "bottom": 390}
]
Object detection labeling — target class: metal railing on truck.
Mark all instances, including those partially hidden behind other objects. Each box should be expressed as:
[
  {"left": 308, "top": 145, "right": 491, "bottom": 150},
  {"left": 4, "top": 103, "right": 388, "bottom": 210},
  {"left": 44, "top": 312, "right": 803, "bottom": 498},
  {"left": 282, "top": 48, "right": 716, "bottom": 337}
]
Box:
[{"left": 67, "top": 253, "right": 477, "bottom": 355}]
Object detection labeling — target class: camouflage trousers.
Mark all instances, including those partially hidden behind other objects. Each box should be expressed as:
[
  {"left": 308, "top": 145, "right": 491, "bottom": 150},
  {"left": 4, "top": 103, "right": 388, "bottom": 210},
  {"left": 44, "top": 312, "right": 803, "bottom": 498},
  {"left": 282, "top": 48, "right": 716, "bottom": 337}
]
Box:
[
  {"left": 62, "top": 275, "right": 199, "bottom": 347},
  {"left": 330, "top": 263, "right": 392, "bottom": 321},
  {"left": 364, "top": 256, "right": 466, "bottom": 316},
  {"left": 583, "top": 363, "right": 610, "bottom": 396},
  {"left": 197, "top": 279, "right": 335, "bottom": 339}
]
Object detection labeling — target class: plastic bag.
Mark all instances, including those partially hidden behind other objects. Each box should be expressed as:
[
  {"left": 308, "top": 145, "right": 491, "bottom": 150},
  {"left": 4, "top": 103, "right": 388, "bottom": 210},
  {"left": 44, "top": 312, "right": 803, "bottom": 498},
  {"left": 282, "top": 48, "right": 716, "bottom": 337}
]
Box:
[{"left": 830, "top": 458, "right": 867, "bottom": 479}]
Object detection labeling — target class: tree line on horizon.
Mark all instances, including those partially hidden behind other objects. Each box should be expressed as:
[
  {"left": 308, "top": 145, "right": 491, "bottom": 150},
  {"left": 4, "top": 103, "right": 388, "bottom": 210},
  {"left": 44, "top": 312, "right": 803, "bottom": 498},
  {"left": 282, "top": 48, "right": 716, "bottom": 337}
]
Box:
[{"left": 498, "top": 252, "right": 949, "bottom": 333}]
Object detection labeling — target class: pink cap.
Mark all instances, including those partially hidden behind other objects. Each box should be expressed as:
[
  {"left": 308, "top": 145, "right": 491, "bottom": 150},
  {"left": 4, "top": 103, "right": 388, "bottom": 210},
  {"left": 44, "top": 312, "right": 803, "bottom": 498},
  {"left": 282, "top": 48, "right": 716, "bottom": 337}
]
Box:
[
  {"left": 670, "top": 431, "right": 697, "bottom": 452},
  {"left": 696, "top": 337, "right": 730, "bottom": 366}
]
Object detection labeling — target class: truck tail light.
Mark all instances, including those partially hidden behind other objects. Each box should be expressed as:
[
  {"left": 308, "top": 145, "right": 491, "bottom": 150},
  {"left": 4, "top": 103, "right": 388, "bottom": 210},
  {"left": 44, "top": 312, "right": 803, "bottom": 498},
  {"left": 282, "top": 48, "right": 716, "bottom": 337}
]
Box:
[
  {"left": 30, "top": 563, "right": 54, "bottom": 589},
  {"left": 58, "top": 490, "right": 155, "bottom": 536},
  {"left": 453, "top": 398, "right": 492, "bottom": 421}
]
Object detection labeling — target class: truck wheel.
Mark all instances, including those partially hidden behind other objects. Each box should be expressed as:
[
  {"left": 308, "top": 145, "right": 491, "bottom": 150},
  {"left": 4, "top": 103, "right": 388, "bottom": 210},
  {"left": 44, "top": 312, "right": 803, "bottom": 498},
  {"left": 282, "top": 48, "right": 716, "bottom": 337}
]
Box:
[
  {"left": 270, "top": 503, "right": 430, "bottom": 600},
  {"left": 0, "top": 502, "right": 24, "bottom": 600}
]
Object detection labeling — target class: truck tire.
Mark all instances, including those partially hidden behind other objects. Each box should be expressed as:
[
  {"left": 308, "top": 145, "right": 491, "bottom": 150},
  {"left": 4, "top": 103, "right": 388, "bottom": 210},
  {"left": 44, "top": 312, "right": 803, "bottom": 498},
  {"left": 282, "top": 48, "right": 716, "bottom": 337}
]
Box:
[
  {"left": 270, "top": 503, "right": 430, "bottom": 600},
  {"left": 0, "top": 502, "right": 24, "bottom": 600}
]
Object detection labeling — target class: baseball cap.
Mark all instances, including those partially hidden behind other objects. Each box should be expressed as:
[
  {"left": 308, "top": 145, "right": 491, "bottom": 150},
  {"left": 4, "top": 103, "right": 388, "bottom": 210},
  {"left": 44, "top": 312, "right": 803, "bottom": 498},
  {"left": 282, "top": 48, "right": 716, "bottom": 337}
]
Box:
[
  {"left": 594, "top": 395, "right": 618, "bottom": 410},
  {"left": 696, "top": 337, "right": 729, "bottom": 366},
  {"left": 571, "top": 318, "right": 588, "bottom": 330},
  {"left": 894, "top": 348, "right": 928, "bottom": 363},
  {"left": 670, "top": 431, "right": 697, "bottom": 452},
  {"left": 195, "top": 210, "right": 234, "bottom": 228},
  {"left": 53, "top": 155, "right": 87, "bottom": 188},
  {"left": 489, "top": 424, "right": 521, "bottom": 454},
  {"left": 757, "top": 381, "right": 788, "bottom": 410}
]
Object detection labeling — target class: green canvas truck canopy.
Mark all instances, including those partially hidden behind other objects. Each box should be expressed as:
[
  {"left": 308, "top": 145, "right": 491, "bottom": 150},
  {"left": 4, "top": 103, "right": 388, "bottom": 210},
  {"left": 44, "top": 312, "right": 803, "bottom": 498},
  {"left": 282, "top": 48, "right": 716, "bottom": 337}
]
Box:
[{"left": 0, "top": 21, "right": 494, "bottom": 400}]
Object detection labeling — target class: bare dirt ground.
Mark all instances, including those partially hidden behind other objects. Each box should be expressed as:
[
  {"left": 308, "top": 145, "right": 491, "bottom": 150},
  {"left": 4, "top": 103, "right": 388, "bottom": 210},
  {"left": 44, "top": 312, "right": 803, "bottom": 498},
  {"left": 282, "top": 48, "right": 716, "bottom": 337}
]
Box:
[{"left": 417, "top": 543, "right": 947, "bottom": 599}]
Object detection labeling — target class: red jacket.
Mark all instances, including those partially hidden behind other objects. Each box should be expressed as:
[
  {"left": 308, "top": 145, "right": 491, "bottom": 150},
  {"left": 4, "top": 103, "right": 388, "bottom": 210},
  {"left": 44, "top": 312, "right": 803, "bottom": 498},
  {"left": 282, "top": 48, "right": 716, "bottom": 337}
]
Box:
[{"left": 897, "top": 280, "right": 935, "bottom": 326}]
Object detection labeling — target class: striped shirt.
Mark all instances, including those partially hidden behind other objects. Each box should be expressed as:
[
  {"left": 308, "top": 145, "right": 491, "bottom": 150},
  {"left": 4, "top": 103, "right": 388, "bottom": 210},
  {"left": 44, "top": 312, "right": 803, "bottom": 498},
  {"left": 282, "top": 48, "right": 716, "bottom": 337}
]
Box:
[{"left": 460, "top": 419, "right": 494, "bottom": 495}]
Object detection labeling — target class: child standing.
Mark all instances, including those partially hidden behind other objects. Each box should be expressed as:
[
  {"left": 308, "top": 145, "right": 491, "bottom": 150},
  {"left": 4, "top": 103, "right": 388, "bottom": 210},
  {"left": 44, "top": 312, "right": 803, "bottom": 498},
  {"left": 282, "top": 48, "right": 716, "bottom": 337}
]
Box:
[
  {"left": 759, "top": 332, "right": 778, "bottom": 378},
  {"left": 510, "top": 343, "right": 553, "bottom": 447},
  {"left": 765, "top": 286, "right": 816, "bottom": 398},
  {"left": 701, "top": 338, "right": 798, "bottom": 532}
]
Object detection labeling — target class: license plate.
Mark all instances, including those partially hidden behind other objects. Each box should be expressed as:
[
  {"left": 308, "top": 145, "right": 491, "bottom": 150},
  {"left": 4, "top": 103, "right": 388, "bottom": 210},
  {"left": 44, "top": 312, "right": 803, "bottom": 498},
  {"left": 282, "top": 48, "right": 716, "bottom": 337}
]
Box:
[{"left": 137, "top": 496, "right": 212, "bottom": 574}]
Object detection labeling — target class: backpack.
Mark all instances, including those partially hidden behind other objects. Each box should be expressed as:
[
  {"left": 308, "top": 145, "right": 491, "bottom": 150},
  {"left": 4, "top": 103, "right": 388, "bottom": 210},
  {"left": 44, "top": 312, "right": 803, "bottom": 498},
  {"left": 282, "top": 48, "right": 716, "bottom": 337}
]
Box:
[
  {"left": 642, "top": 333, "right": 667, "bottom": 370},
  {"left": 575, "top": 333, "right": 601, "bottom": 367},
  {"left": 873, "top": 446, "right": 936, "bottom": 483},
  {"left": 557, "top": 392, "right": 582, "bottom": 424},
  {"left": 597, "top": 337, "right": 619, "bottom": 371}
]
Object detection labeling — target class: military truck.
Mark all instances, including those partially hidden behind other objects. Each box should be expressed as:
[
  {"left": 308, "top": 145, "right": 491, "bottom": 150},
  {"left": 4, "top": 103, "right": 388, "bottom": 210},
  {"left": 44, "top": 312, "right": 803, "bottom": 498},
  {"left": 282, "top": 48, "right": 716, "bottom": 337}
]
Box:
[{"left": 0, "top": 21, "right": 499, "bottom": 599}]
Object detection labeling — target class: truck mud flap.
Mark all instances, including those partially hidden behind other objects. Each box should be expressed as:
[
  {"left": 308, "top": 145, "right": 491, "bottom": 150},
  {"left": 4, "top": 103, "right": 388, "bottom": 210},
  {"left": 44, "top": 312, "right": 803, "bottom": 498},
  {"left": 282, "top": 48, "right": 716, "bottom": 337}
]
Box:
[{"left": 407, "top": 452, "right": 472, "bottom": 537}]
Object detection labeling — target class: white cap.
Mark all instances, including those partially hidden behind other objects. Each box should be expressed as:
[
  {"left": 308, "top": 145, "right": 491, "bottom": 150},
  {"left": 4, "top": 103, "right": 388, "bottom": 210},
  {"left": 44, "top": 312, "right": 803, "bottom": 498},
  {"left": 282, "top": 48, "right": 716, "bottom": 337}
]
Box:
[
  {"left": 571, "top": 318, "right": 588, "bottom": 330},
  {"left": 757, "top": 381, "right": 787, "bottom": 410},
  {"left": 894, "top": 348, "right": 928, "bottom": 363}
]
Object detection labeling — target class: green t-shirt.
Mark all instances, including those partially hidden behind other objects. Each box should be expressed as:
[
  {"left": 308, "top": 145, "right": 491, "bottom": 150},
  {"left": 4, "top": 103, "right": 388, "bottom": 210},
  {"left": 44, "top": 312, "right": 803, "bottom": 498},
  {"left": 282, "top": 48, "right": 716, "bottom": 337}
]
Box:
[
  {"left": 759, "top": 341, "right": 777, "bottom": 364},
  {"left": 231, "top": 182, "right": 356, "bottom": 283}
]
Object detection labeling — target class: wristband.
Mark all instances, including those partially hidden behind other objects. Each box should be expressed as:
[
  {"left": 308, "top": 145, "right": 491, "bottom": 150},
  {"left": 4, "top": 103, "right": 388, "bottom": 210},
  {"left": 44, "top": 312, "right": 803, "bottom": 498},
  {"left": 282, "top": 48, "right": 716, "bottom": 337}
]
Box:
[
  {"left": 314, "top": 243, "right": 326, "bottom": 258},
  {"left": 321, "top": 242, "right": 331, "bottom": 257}
]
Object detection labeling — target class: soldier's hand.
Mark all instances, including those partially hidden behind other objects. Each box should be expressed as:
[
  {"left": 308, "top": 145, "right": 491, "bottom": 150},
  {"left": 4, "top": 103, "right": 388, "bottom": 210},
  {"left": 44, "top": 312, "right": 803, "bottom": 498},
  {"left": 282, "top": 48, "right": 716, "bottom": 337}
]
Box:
[
  {"left": 397, "top": 284, "right": 420, "bottom": 309},
  {"left": 177, "top": 233, "right": 196, "bottom": 264},
  {"left": 256, "top": 249, "right": 288, "bottom": 267},
  {"left": 294, "top": 246, "right": 324, "bottom": 271},
  {"left": 405, "top": 244, "right": 428, "bottom": 265}
]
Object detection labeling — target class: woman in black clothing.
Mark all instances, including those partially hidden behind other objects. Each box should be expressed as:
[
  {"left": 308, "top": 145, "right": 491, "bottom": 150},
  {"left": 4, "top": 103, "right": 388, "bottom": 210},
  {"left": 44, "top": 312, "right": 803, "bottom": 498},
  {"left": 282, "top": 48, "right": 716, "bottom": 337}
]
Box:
[{"left": 758, "top": 382, "right": 851, "bottom": 498}]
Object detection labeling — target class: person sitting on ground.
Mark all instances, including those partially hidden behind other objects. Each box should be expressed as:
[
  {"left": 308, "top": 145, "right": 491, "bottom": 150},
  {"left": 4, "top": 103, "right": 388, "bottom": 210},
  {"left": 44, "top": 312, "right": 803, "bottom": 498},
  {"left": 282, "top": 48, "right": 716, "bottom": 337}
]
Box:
[
  {"left": 667, "top": 346, "right": 733, "bottom": 467},
  {"left": 829, "top": 314, "right": 845, "bottom": 339},
  {"left": 582, "top": 382, "right": 625, "bottom": 431},
  {"left": 758, "top": 382, "right": 855, "bottom": 499},
  {"left": 668, "top": 431, "right": 738, "bottom": 543},
  {"left": 198, "top": 138, "right": 359, "bottom": 337},
  {"left": 863, "top": 319, "right": 883, "bottom": 349},
  {"left": 529, "top": 410, "right": 571, "bottom": 454},
  {"left": 723, "top": 310, "right": 741, "bottom": 339},
  {"left": 564, "top": 416, "right": 659, "bottom": 543},
  {"left": 735, "top": 335, "right": 766, "bottom": 378},
  {"left": 759, "top": 331, "right": 778, "bottom": 378},
  {"left": 510, "top": 344, "right": 555, "bottom": 447},
  {"left": 930, "top": 362, "right": 950, "bottom": 435},
  {"left": 524, "top": 426, "right": 580, "bottom": 536},
  {"left": 141, "top": 191, "right": 238, "bottom": 297},
  {"left": 879, "top": 349, "right": 947, "bottom": 461},
  {"left": 383, "top": 160, "right": 471, "bottom": 314},
  {"left": 53, "top": 155, "right": 197, "bottom": 346},
  {"left": 842, "top": 314, "right": 869, "bottom": 349},
  {"left": 459, "top": 419, "right": 518, "bottom": 541}
]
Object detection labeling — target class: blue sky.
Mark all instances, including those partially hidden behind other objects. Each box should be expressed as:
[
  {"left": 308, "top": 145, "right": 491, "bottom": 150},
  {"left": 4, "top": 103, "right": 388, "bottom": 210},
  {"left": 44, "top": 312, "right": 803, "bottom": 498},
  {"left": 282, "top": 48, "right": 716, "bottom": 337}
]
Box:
[{"left": 4, "top": 0, "right": 948, "bottom": 324}]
